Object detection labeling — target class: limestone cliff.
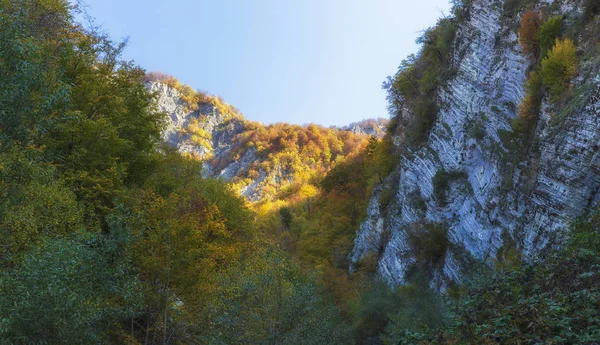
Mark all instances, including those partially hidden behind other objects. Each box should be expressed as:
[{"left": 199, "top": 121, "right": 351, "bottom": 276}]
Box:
[{"left": 350, "top": 0, "right": 600, "bottom": 288}]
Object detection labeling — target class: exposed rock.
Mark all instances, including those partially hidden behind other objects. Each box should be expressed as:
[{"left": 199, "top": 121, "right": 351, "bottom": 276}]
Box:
[
  {"left": 350, "top": 0, "right": 600, "bottom": 287},
  {"left": 150, "top": 81, "right": 375, "bottom": 202},
  {"left": 338, "top": 118, "right": 389, "bottom": 138}
]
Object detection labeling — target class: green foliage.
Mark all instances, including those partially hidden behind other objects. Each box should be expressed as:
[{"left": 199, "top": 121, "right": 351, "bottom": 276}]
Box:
[
  {"left": 385, "top": 209, "right": 600, "bottom": 344},
  {"left": 0, "top": 0, "right": 72, "bottom": 151},
  {"left": 0, "top": 149, "right": 85, "bottom": 264},
  {"left": 384, "top": 17, "right": 457, "bottom": 146},
  {"left": 517, "top": 70, "right": 543, "bottom": 125},
  {"left": 406, "top": 223, "right": 449, "bottom": 267},
  {"left": 432, "top": 169, "right": 467, "bottom": 206},
  {"left": 204, "top": 250, "right": 350, "bottom": 345},
  {"left": 450, "top": 0, "right": 472, "bottom": 21},
  {"left": 0, "top": 220, "right": 142, "bottom": 344},
  {"left": 379, "top": 186, "right": 396, "bottom": 213},
  {"left": 280, "top": 206, "right": 293, "bottom": 230},
  {"left": 353, "top": 280, "right": 446, "bottom": 345},
  {"left": 269, "top": 135, "right": 398, "bottom": 271},
  {"left": 538, "top": 15, "right": 563, "bottom": 57},
  {"left": 469, "top": 120, "right": 486, "bottom": 139},
  {"left": 0, "top": 0, "right": 166, "bottom": 225},
  {"left": 352, "top": 282, "right": 400, "bottom": 342},
  {"left": 540, "top": 38, "right": 578, "bottom": 103},
  {"left": 4, "top": 1, "right": 599, "bottom": 345},
  {"left": 382, "top": 284, "right": 446, "bottom": 345},
  {"left": 122, "top": 157, "right": 255, "bottom": 343},
  {"left": 0, "top": 2, "right": 268, "bottom": 343}
]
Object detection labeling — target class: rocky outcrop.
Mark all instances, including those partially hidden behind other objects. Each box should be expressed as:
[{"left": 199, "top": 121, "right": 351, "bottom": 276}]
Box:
[
  {"left": 350, "top": 0, "right": 600, "bottom": 288},
  {"left": 338, "top": 118, "right": 389, "bottom": 138},
  {"left": 151, "top": 82, "right": 246, "bottom": 159},
  {"left": 150, "top": 81, "right": 256, "bottom": 183},
  {"left": 151, "top": 81, "right": 376, "bottom": 202}
]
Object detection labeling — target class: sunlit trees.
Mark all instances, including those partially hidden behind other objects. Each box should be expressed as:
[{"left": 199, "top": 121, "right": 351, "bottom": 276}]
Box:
[
  {"left": 146, "top": 72, "right": 240, "bottom": 116},
  {"left": 217, "top": 120, "right": 369, "bottom": 201},
  {"left": 121, "top": 152, "right": 254, "bottom": 343}
]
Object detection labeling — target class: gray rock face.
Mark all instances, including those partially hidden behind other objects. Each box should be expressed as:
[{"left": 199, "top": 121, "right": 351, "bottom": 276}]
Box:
[
  {"left": 149, "top": 81, "right": 255, "bottom": 188},
  {"left": 338, "top": 118, "right": 389, "bottom": 138},
  {"left": 350, "top": 0, "right": 600, "bottom": 288},
  {"left": 151, "top": 81, "right": 373, "bottom": 202}
]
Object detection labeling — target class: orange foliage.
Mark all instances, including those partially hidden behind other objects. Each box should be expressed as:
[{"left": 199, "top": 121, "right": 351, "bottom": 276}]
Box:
[
  {"left": 517, "top": 70, "right": 542, "bottom": 122},
  {"left": 518, "top": 94, "right": 537, "bottom": 121},
  {"left": 519, "top": 10, "right": 542, "bottom": 57},
  {"left": 218, "top": 122, "right": 368, "bottom": 188}
]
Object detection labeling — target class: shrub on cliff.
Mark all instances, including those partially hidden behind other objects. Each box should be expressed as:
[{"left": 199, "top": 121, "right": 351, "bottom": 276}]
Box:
[
  {"left": 540, "top": 38, "right": 578, "bottom": 102},
  {"left": 383, "top": 18, "right": 458, "bottom": 146},
  {"left": 517, "top": 70, "right": 543, "bottom": 123},
  {"left": 519, "top": 10, "right": 542, "bottom": 57},
  {"left": 432, "top": 169, "right": 467, "bottom": 206},
  {"left": 538, "top": 15, "right": 563, "bottom": 57},
  {"left": 406, "top": 222, "right": 449, "bottom": 267}
]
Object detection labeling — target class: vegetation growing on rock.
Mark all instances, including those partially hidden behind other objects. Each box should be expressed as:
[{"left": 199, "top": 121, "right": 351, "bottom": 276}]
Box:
[{"left": 2, "top": 0, "right": 600, "bottom": 344}]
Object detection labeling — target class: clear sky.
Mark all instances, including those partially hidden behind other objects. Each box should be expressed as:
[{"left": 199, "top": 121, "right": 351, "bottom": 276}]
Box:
[{"left": 78, "top": 0, "right": 451, "bottom": 126}]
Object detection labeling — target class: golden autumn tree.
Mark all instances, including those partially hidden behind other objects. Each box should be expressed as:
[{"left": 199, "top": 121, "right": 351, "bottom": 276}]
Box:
[{"left": 541, "top": 38, "right": 578, "bottom": 102}]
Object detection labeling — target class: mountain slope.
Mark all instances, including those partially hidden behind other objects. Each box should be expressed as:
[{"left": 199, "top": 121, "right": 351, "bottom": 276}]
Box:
[
  {"left": 350, "top": 0, "right": 600, "bottom": 289},
  {"left": 148, "top": 73, "right": 387, "bottom": 202}
]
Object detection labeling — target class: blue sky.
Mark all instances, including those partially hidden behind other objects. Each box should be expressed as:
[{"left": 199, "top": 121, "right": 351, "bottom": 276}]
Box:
[{"left": 79, "top": 0, "right": 451, "bottom": 126}]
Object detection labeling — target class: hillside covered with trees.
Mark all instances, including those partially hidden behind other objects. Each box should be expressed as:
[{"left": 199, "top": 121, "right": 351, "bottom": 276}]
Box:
[{"left": 2, "top": 0, "right": 600, "bottom": 344}]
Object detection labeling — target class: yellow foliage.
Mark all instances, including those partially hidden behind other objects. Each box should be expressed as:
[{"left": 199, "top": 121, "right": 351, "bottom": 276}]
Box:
[
  {"left": 540, "top": 38, "right": 578, "bottom": 102},
  {"left": 298, "top": 184, "right": 317, "bottom": 199}
]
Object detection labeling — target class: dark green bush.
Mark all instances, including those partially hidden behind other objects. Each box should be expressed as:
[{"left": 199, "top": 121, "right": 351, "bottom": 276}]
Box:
[
  {"left": 354, "top": 279, "right": 446, "bottom": 345},
  {"left": 538, "top": 15, "right": 563, "bottom": 57},
  {"left": 406, "top": 222, "right": 449, "bottom": 267},
  {"left": 516, "top": 70, "right": 543, "bottom": 135},
  {"left": 584, "top": 0, "right": 600, "bottom": 21},
  {"left": 379, "top": 186, "right": 395, "bottom": 212},
  {"left": 384, "top": 18, "right": 457, "bottom": 146},
  {"left": 432, "top": 169, "right": 467, "bottom": 206},
  {"left": 470, "top": 120, "right": 486, "bottom": 139},
  {"left": 279, "top": 206, "right": 293, "bottom": 230}
]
